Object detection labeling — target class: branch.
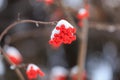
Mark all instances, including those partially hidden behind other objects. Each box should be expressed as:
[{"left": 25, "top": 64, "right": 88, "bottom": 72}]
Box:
[
  {"left": 77, "top": 0, "right": 89, "bottom": 80},
  {"left": 0, "top": 19, "right": 57, "bottom": 42},
  {"left": 0, "top": 47, "right": 25, "bottom": 80},
  {"left": 89, "top": 21, "right": 120, "bottom": 32}
]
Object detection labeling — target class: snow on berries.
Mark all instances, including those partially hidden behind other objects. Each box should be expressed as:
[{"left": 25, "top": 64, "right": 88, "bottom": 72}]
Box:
[
  {"left": 4, "top": 46, "right": 23, "bottom": 65},
  {"left": 26, "top": 64, "right": 45, "bottom": 80},
  {"left": 77, "top": 8, "right": 89, "bottom": 20},
  {"left": 49, "top": 19, "right": 76, "bottom": 48}
]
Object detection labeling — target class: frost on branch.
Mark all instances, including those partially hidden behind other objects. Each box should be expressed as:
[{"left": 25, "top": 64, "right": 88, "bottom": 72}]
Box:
[
  {"left": 4, "top": 46, "right": 23, "bottom": 65},
  {"left": 26, "top": 64, "right": 45, "bottom": 80},
  {"left": 49, "top": 19, "right": 76, "bottom": 48}
]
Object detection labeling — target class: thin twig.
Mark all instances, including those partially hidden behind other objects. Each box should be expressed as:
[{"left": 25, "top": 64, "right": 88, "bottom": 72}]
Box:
[
  {"left": 0, "top": 19, "right": 57, "bottom": 42},
  {"left": 0, "top": 47, "right": 25, "bottom": 80}
]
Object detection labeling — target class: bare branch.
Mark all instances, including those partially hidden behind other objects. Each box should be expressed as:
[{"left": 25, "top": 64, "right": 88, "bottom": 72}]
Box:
[
  {"left": 89, "top": 21, "right": 120, "bottom": 32},
  {"left": 0, "top": 19, "right": 57, "bottom": 42}
]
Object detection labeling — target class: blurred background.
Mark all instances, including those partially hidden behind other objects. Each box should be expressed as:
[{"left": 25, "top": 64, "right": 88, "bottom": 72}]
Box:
[{"left": 0, "top": 0, "right": 120, "bottom": 80}]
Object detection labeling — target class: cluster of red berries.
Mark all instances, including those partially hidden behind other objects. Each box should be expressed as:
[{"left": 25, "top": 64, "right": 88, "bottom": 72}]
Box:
[
  {"left": 49, "top": 20, "right": 76, "bottom": 48},
  {"left": 5, "top": 46, "right": 23, "bottom": 65},
  {"left": 4, "top": 46, "right": 45, "bottom": 80},
  {"left": 26, "top": 64, "right": 45, "bottom": 80}
]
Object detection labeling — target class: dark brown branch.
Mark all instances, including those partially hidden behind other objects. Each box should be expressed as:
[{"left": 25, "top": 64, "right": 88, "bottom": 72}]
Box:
[
  {"left": 0, "top": 47, "right": 25, "bottom": 80},
  {"left": 0, "top": 19, "right": 57, "bottom": 42}
]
